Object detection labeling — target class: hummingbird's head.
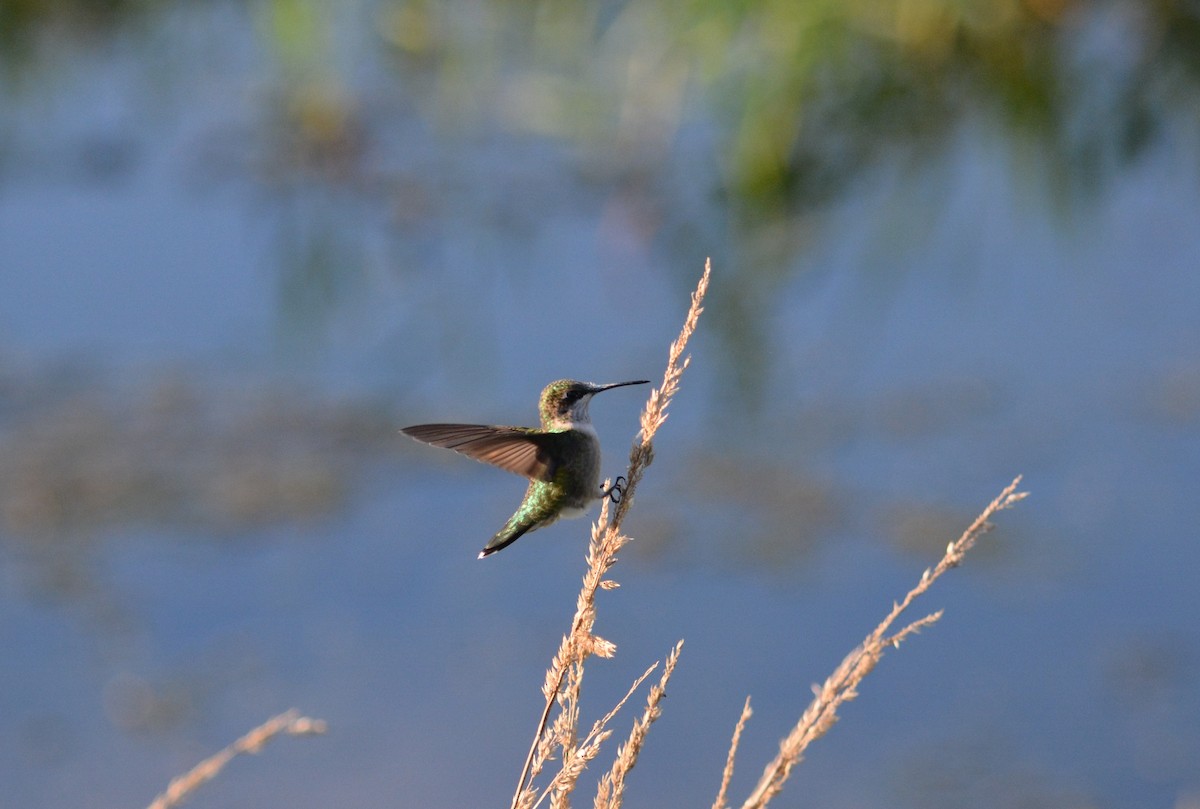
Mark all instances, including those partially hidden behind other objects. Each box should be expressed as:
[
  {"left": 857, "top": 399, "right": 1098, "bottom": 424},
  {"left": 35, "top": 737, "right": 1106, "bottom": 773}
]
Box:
[{"left": 538, "top": 378, "right": 649, "bottom": 430}]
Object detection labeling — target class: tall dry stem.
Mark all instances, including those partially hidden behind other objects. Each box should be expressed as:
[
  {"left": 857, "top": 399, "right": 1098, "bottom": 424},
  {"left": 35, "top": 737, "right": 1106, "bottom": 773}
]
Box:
[
  {"left": 511, "top": 259, "right": 711, "bottom": 809},
  {"left": 711, "top": 697, "right": 753, "bottom": 809},
  {"left": 732, "top": 476, "right": 1028, "bottom": 809},
  {"left": 145, "top": 709, "right": 327, "bottom": 809},
  {"left": 594, "top": 639, "right": 685, "bottom": 809}
]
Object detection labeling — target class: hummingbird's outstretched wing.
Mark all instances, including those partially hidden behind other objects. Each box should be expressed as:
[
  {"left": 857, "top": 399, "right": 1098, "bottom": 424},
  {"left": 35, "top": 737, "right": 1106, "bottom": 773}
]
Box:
[{"left": 400, "top": 424, "right": 559, "bottom": 481}]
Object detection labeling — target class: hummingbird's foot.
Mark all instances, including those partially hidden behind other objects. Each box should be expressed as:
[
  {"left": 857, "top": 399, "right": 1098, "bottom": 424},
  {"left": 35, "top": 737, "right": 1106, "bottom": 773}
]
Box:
[{"left": 602, "top": 476, "right": 628, "bottom": 504}]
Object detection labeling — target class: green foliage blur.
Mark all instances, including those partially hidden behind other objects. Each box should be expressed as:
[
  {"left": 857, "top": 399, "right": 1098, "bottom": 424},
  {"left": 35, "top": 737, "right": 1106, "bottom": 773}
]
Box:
[
  {"left": 3, "top": 0, "right": 1198, "bottom": 400},
  {"left": 5, "top": 0, "right": 1197, "bottom": 207}
]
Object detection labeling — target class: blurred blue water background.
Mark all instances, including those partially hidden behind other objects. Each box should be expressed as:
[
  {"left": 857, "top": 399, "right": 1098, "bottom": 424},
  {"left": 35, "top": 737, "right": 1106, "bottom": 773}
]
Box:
[{"left": 2, "top": 2, "right": 1199, "bottom": 807}]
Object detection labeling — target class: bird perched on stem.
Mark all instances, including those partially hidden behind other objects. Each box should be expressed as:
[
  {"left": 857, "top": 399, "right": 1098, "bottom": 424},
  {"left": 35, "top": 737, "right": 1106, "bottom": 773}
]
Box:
[{"left": 401, "top": 378, "right": 648, "bottom": 558}]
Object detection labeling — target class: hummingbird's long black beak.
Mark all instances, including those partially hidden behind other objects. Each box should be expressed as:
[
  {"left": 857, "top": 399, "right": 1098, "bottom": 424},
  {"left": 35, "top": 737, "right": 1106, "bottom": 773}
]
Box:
[{"left": 591, "top": 380, "right": 650, "bottom": 394}]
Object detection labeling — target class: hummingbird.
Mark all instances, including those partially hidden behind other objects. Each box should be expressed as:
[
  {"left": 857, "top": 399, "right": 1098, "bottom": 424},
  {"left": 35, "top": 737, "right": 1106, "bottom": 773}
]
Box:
[{"left": 401, "top": 378, "right": 649, "bottom": 558}]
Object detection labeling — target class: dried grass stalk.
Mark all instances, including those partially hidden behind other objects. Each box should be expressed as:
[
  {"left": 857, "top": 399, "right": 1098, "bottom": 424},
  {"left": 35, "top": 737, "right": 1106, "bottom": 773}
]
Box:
[
  {"left": 711, "top": 697, "right": 753, "bottom": 809},
  {"left": 145, "top": 709, "right": 327, "bottom": 809},
  {"left": 594, "top": 639, "right": 685, "bottom": 809},
  {"left": 543, "top": 661, "right": 661, "bottom": 809},
  {"left": 511, "top": 259, "right": 711, "bottom": 809},
  {"left": 735, "top": 476, "right": 1028, "bottom": 809}
]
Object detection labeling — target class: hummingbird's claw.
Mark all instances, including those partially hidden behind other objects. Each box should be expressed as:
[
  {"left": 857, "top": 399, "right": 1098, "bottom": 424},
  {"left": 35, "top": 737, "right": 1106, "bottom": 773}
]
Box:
[{"left": 603, "top": 476, "right": 628, "bottom": 504}]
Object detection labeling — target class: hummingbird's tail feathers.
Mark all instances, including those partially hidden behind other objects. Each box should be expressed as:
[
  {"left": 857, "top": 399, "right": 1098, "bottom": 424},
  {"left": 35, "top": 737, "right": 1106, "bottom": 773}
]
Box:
[{"left": 478, "top": 522, "right": 534, "bottom": 558}]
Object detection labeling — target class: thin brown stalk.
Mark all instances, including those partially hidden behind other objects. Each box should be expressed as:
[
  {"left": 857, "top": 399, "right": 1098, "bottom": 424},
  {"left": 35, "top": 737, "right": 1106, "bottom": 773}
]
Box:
[
  {"left": 712, "top": 697, "right": 753, "bottom": 809},
  {"left": 510, "top": 259, "right": 711, "bottom": 809},
  {"left": 594, "top": 640, "right": 685, "bottom": 809},
  {"left": 737, "top": 476, "right": 1028, "bottom": 809},
  {"left": 538, "top": 661, "right": 661, "bottom": 809},
  {"left": 145, "top": 709, "right": 327, "bottom": 809}
]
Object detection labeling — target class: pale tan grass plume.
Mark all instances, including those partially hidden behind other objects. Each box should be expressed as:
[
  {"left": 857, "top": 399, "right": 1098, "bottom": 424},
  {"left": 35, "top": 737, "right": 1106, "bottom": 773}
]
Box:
[
  {"left": 594, "top": 639, "right": 685, "bottom": 809},
  {"left": 711, "top": 696, "right": 753, "bottom": 809},
  {"left": 511, "top": 259, "right": 712, "bottom": 809},
  {"left": 732, "top": 476, "right": 1029, "bottom": 809},
  {"left": 145, "top": 709, "right": 327, "bottom": 809}
]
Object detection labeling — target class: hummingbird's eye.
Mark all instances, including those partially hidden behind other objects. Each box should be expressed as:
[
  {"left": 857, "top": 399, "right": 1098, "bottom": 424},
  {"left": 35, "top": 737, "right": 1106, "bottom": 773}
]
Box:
[{"left": 558, "top": 389, "right": 586, "bottom": 412}]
